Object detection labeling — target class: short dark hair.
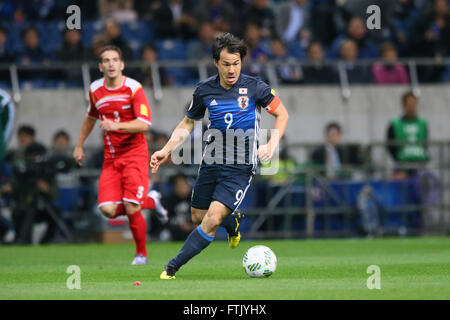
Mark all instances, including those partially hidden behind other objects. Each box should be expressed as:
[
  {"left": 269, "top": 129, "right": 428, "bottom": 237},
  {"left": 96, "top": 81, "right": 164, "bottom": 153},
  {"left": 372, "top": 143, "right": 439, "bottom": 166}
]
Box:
[
  {"left": 140, "top": 43, "right": 157, "bottom": 56},
  {"left": 212, "top": 33, "right": 247, "bottom": 61},
  {"left": 0, "top": 25, "right": 8, "bottom": 36},
  {"left": 170, "top": 172, "right": 189, "bottom": 185},
  {"left": 401, "top": 91, "right": 417, "bottom": 106},
  {"left": 18, "top": 125, "right": 36, "bottom": 137},
  {"left": 325, "top": 122, "right": 341, "bottom": 134},
  {"left": 63, "top": 27, "right": 81, "bottom": 36},
  {"left": 53, "top": 129, "right": 70, "bottom": 142},
  {"left": 99, "top": 45, "right": 123, "bottom": 62},
  {"left": 21, "top": 26, "right": 39, "bottom": 40},
  {"left": 307, "top": 41, "right": 322, "bottom": 52}
]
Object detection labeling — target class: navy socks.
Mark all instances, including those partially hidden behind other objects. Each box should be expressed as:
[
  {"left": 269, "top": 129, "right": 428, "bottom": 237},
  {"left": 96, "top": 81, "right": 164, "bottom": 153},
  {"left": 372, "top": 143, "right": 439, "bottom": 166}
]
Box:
[
  {"left": 220, "top": 214, "right": 238, "bottom": 234},
  {"left": 168, "top": 225, "right": 214, "bottom": 270}
]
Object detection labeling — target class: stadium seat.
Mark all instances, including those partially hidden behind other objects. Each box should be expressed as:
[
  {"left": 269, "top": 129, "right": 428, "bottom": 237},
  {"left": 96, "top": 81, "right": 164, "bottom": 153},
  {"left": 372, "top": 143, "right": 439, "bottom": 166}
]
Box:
[
  {"left": 81, "top": 20, "right": 104, "bottom": 47},
  {"left": 287, "top": 41, "right": 306, "bottom": 60},
  {"left": 156, "top": 39, "right": 187, "bottom": 61},
  {"left": 121, "top": 21, "right": 154, "bottom": 45},
  {"left": 38, "top": 21, "right": 64, "bottom": 54},
  {"left": 57, "top": 187, "right": 82, "bottom": 212},
  {"left": 154, "top": 39, "right": 199, "bottom": 85}
]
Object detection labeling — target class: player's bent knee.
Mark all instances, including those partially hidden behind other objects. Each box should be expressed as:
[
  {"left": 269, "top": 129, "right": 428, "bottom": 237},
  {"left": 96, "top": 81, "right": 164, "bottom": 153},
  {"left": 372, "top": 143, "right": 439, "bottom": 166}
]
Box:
[
  {"left": 124, "top": 201, "right": 141, "bottom": 215},
  {"left": 99, "top": 205, "right": 117, "bottom": 218},
  {"left": 204, "top": 214, "right": 222, "bottom": 229}
]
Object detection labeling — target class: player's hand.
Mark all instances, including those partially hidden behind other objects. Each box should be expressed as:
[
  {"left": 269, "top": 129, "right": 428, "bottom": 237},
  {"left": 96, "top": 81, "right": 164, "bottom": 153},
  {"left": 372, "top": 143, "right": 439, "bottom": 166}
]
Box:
[
  {"left": 150, "top": 150, "right": 170, "bottom": 173},
  {"left": 73, "top": 145, "right": 84, "bottom": 166},
  {"left": 100, "top": 115, "right": 119, "bottom": 131},
  {"left": 257, "top": 144, "right": 274, "bottom": 163}
]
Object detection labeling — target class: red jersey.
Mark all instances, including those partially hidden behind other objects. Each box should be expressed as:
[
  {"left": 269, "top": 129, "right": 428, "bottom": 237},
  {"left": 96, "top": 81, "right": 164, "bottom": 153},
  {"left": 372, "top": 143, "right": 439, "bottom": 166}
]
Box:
[{"left": 87, "top": 76, "right": 152, "bottom": 159}]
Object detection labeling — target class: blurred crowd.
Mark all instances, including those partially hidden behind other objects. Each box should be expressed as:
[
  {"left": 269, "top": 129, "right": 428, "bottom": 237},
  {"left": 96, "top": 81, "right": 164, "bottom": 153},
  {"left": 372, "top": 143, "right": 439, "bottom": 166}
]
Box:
[{"left": 1, "top": 0, "right": 450, "bottom": 86}]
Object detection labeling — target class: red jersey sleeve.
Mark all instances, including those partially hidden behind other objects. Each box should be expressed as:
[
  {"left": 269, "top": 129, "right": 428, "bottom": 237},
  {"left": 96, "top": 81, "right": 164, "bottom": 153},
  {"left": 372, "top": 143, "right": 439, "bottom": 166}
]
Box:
[
  {"left": 87, "top": 89, "right": 100, "bottom": 119},
  {"left": 132, "top": 86, "right": 152, "bottom": 125}
]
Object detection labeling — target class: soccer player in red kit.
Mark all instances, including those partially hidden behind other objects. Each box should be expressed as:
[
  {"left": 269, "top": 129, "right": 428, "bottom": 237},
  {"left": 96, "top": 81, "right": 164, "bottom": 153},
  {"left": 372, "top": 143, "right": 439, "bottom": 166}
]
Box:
[{"left": 73, "top": 45, "right": 167, "bottom": 265}]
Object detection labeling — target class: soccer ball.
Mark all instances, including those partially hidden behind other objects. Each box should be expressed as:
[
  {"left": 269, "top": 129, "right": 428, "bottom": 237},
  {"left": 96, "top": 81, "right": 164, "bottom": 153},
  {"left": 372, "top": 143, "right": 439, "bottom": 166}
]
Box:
[{"left": 242, "top": 245, "right": 277, "bottom": 278}]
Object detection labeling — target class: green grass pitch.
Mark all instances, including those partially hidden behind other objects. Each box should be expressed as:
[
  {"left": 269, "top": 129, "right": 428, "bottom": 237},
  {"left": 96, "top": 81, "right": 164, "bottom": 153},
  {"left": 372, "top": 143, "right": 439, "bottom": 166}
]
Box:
[{"left": 0, "top": 237, "right": 449, "bottom": 299}]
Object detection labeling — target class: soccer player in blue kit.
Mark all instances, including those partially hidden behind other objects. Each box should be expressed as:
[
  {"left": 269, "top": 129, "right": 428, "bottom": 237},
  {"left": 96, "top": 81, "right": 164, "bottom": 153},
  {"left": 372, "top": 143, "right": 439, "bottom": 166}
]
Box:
[{"left": 150, "top": 33, "right": 289, "bottom": 279}]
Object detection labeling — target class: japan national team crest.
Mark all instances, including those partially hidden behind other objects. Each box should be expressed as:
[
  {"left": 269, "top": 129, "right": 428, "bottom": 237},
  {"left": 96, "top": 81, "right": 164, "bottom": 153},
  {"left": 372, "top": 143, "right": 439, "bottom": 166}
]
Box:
[{"left": 237, "top": 96, "right": 249, "bottom": 109}]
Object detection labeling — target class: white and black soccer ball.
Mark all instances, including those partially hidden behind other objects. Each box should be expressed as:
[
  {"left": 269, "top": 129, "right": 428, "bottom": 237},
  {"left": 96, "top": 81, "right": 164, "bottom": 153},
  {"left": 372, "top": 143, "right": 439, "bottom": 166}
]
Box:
[{"left": 242, "top": 245, "right": 277, "bottom": 278}]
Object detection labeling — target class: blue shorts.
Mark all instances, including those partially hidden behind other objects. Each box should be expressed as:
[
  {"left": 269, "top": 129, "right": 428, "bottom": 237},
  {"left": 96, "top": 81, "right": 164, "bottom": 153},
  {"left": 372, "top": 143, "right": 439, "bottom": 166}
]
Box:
[{"left": 191, "top": 164, "right": 254, "bottom": 212}]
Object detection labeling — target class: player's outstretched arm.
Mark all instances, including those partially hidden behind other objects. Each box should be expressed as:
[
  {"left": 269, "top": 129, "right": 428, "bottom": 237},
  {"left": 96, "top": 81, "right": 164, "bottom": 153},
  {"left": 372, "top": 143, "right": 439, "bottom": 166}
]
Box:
[
  {"left": 150, "top": 116, "right": 195, "bottom": 173},
  {"left": 74, "top": 116, "right": 97, "bottom": 166},
  {"left": 258, "top": 101, "right": 289, "bottom": 162}
]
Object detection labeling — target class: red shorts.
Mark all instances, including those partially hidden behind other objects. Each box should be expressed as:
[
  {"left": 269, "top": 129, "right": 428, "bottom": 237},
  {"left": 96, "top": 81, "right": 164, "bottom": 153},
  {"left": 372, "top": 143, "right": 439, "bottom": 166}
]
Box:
[{"left": 97, "top": 156, "right": 149, "bottom": 208}]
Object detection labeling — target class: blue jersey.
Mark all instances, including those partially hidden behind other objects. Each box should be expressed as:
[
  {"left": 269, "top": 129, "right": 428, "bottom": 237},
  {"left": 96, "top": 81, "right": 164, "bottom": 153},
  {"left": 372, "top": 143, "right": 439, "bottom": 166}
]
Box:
[{"left": 186, "top": 73, "right": 280, "bottom": 170}]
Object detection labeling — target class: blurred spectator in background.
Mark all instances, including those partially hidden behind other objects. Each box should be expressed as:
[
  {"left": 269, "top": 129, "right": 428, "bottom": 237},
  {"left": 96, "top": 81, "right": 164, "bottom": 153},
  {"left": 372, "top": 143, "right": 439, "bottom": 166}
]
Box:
[
  {"left": 261, "top": 135, "right": 296, "bottom": 185},
  {"left": 98, "top": 0, "right": 137, "bottom": 23},
  {"left": 340, "top": 39, "right": 372, "bottom": 84},
  {"left": 269, "top": 38, "right": 302, "bottom": 84},
  {"left": 148, "top": 0, "right": 197, "bottom": 39},
  {"left": 160, "top": 173, "right": 195, "bottom": 241},
  {"left": 6, "top": 125, "right": 36, "bottom": 168},
  {"left": 309, "top": 0, "right": 338, "bottom": 46},
  {"left": 102, "top": 19, "right": 133, "bottom": 60},
  {"left": 242, "top": 23, "right": 268, "bottom": 78},
  {"left": 275, "top": 0, "right": 311, "bottom": 44},
  {"left": 0, "top": 26, "right": 13, "bottom": 86},
  {"left": 310, "top": 122, "right": 365, "bottom": 180},
  {"left": 244, "top": 23, "right": 267, "bottom": 61},
  {"left": 302, "top": 41, "right": 338, "bottom": 84},
  {"left": 87, "top": 34, "right": 109, "bottom": 62},
  {"left": 87, "top": 34, "right": 109, "bottom": 79},
  {"left": 188, "top": 21, "right": 218, "bottom": 78},
  {"left": 47, "top": 129, "right": 77, "bottom": 234},
  {"left": 389, "top": 0, "right": 422, "bottom": 56},
  {"left": 188, "top": 21, "right": 216, "bottom": 61},
  {"left": 386, "top": 91, "right": 429, "bottom": 178},
  {"left": 245, "top": 0, "right": 277, "bottom": 39},
  {"left": 194, "top": 0, "right": 239, "bottom": 35},
  {"left": 55, "top": 29, "right": 86, "bottom": 62},
  {"left": 55, "top": 29, "right": 87, "bottom": 85},
  {"left": 0, "top": 26, "right": 13, "bottom": 64},
  {"left": 144, "top": 129, "right": 159, "bottom": 155},
  {"left": 372, "top": 42, "right": 409, "bottom": 84},
  {"left": 18, "top": 26, "right": 49, "bottom": 65},
  {"left": 409, "top": 0, "right": 450, "bottom": 58},
  {"left": 4, "top": 125, "right": 60, "bottom": 244},
  {"left": 18, "top": 26, "right": 51, "bottom": 83},
  {"left": 331, "top": 16, "right": 379, "bottom": 59},
  {"left": 0, "top": 0, "right": 98, "bottom": 22},
  {"left": 48, "top": 130, "right": 76, "bottom": 174},
  {"left": 132, "top": 43, "right": 172, "bottom": 87},
  {"left": 409, "top": 0, "right": 450, "bottom": 82},
  {"left": 18, "top": 0, "right": 58, "bottom": 21}
]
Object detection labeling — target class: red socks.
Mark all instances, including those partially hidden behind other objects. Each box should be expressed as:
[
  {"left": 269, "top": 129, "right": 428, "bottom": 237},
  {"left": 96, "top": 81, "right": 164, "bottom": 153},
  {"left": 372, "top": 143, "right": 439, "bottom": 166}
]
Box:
[
  {"left": 127, "top": 210, "right": 147, "bottom": 257},
  {"left": 108, "top": 197, "right": 155, "bottom": 257},
  {"left": 142, "top": 196, "right": 155, "bottom": 210}
]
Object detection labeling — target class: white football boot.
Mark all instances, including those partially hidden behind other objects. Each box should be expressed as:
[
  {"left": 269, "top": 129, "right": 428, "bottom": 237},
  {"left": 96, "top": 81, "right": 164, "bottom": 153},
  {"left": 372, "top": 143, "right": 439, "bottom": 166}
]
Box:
[
  {"left": 131, "top": 254, "right": 148, "bottom": 265},
  {"left": 148, "top": 190, "right": 169, "bottom": 224}
]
